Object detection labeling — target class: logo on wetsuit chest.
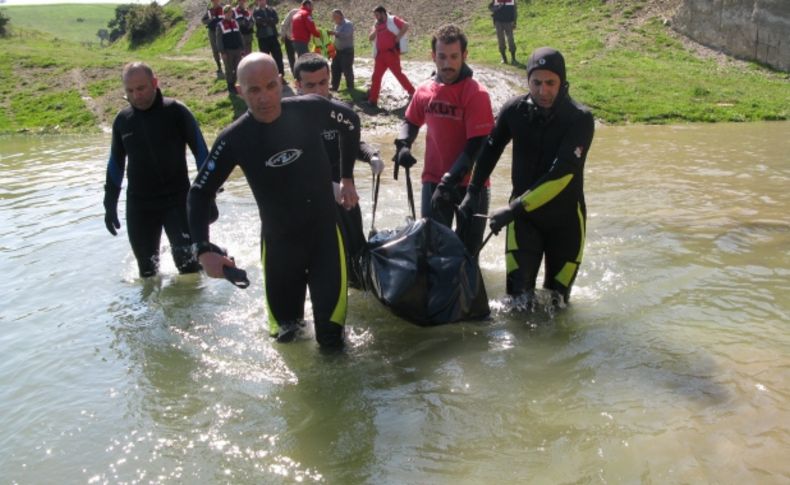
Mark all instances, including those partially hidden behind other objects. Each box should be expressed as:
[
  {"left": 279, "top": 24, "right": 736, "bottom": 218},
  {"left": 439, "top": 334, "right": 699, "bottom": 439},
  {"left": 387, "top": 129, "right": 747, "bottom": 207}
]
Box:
[
  {"left": 266, "top": 148, "right": 303, "bottom": 167},
  {"left": 322, "top": 129, "right": 338, "bottom": 141}
]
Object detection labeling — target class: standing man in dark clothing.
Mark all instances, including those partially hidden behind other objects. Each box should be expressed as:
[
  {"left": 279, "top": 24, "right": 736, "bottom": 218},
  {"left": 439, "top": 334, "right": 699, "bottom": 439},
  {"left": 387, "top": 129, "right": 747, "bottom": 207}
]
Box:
[
  {"left": 202, "top": 0, "right": 225, "bottom": 78},
  {"left": 189, "top": 53, "right": 361, "bottom": 349},
  {"left": 392, "top": 24, "right": 494, "bottom": 257},
  {"left": 460, "top": 47, "right": 595, "bottom": 307},
  {"left": 291, "top": 0, "right": 321, "bottom": 57},
  {"left": 489, "top": 0, "right": 517, "bottom": 64},
  {"left": 217, "top": 5, "right": 245, "bottom": 95},
  {"left": 328, "top": 9, "right": 354, "bottom": 92},
  {"left": 293, "top": 53, "right": 384, "bottom": 287},
  {"left": 104, "top": 62, "right": 209, "bottom": 278},
  {"left": 234, "top": 0, "right": 255, "bottom": 54},
  {"left": 253, "top": 0, "right": 285, "bottom": 78},
  {"left": 280, "top": 5, "right": 299, "bottom": 76}
]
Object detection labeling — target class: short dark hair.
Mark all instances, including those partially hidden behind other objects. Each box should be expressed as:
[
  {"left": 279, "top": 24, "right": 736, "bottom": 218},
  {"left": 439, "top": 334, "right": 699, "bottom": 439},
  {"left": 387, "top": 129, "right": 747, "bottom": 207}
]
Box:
[
  {"left": 373, "top": 5, "right": 387, "bottom": 14},
  {"left": 122, "top": 61, "right": 154, "bottom": 81},
  {"left": 431, "top": 24, "right": 468, "bottom": 53},
  {"left": 293, "top": 53, "right": 329, "bottom": 81},
  {"left": 301, "top": 0, "right": 311, "bottom": 6}
]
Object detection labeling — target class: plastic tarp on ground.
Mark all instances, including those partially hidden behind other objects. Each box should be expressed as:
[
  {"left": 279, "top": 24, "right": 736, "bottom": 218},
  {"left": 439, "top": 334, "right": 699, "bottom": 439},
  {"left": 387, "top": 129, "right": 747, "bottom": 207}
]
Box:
[{"left": 363, "top": 217, "right": 490, "bottom": 326}]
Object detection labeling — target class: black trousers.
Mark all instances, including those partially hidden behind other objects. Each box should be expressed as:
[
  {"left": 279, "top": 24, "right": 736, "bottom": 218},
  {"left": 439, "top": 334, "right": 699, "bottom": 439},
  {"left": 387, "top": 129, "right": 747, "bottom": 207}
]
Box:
[
  {"left": 126, "top": 201, "right": 199, "bottom": 277},
  {"left": 331, "top": 47, "right": 355, "bottom": 90},
  {"left": 262, "top": 222, "right": 346, "bottom": 347},
  {"left": 282, "top": 36, "right": 296, "bottom": 76},
  {"left": 335, "top": 202, "right": 366, "bottom": 289},
  {"left": 505, "top": 201, "right": 586, "bottom": 302},
  {"left": 257, "top": 35, "right": 285, "bottom": 76}
]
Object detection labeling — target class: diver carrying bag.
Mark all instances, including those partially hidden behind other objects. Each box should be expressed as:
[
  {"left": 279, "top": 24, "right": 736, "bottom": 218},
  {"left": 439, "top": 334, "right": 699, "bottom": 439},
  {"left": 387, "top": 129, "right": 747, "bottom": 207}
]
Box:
[{"left": 362, "top": 168, "right": 489, "bottom": 326}]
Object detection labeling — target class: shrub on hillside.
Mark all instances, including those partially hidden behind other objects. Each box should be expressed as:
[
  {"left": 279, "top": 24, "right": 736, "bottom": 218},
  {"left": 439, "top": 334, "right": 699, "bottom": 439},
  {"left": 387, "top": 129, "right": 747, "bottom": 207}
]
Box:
[
  {"left": 126, "top": 3, "right": 166, "bottom": 47},
  {"left": 0, "top": 11, "right": 10, "bottom": 38}
]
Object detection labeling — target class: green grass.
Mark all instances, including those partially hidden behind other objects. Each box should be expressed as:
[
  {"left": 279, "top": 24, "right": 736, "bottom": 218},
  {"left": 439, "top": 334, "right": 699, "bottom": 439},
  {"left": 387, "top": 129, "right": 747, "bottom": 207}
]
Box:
[
  {"left": 0, "top": 0, "right": 787, "bottom": 134},
  {"left": 465, "top": 0, "right": 789, "bottom": 124},
  {"left": 0, "top": 3, "right": 117, "bottom": 44}
]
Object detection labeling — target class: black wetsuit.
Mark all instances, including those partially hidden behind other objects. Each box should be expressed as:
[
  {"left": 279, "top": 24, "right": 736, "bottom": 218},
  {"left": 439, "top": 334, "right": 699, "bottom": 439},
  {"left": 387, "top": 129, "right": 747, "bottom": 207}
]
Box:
[
  {"left": 471, "top": 91, "right": 594, "bottom": 301},
  {"left": 188, "top": 95, "right": 361, "bottom": 347},
  {"left": 105, "top": 89, "right": 209, "bottom": 277},
  {"left": 321, "top": 119, "right": 379, "bottom": 289}
]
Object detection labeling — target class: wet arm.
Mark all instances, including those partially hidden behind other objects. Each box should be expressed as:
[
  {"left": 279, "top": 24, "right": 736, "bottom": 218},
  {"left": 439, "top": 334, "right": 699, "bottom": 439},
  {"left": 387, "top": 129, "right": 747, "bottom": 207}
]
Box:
[
  {"left": 188, "top": 138, "right": 236, "bottom": 244},
  {"left": 104, "top": 122, "right": 126, "bottom": 205},
  {"left": 469, "top": 109, "right": 513, "bottom": 187}
]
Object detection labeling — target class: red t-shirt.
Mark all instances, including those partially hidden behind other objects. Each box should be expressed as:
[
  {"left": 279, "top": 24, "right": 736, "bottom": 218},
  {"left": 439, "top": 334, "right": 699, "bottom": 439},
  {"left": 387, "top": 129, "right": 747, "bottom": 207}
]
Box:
[
  {"left": 406, "top": 75, "right": 495, "bottom": 185},
  {"left": 374, "top": 16, "right": 405, "bottom": 52}
]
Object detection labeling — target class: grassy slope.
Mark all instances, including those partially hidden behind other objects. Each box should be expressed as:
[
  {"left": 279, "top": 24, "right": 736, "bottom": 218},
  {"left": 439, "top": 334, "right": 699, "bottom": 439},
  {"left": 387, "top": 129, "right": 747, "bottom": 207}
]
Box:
[
  {"left": 0, "top": 3, "right": 117, "bottom": 44},
  {"left": 0, "top": 0, "right": 787, "bottom": 134}
]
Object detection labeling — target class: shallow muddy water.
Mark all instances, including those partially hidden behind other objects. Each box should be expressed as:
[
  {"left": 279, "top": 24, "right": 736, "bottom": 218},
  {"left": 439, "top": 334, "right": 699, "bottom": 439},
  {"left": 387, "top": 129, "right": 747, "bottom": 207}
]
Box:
[{"left": 0, "top": 121, "right": 788, "bottom": 484}]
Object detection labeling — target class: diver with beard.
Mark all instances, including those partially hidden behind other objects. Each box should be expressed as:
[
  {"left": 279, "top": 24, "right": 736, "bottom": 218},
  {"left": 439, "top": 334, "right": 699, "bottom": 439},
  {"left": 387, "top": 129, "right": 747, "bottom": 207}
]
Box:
[{"left": 459, "top": 47, "right": 595, "bottom": 308}]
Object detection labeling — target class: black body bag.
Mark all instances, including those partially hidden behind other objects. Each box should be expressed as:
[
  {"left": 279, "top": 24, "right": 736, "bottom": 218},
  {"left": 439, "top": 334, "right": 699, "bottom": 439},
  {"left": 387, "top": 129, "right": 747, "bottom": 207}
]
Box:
[{"left": 360, "top": 169, "right": 489, "bottom": 326}]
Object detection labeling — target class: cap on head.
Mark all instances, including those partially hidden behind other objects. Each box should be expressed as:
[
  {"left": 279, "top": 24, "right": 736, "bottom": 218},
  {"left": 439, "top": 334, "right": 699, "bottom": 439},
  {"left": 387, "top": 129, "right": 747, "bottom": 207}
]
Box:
[{"left": 526, "top": 47, "right": 566, "bottom": 85}]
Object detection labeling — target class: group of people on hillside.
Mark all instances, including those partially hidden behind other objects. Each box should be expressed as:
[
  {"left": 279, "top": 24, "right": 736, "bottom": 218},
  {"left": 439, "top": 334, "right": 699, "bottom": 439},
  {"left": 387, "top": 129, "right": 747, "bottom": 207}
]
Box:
[
  {"left": 202, "top": 0, "right": 424, "bottom": 108},
  {"left": 104, "top": 5, "right": 594, "bottom": 349}
]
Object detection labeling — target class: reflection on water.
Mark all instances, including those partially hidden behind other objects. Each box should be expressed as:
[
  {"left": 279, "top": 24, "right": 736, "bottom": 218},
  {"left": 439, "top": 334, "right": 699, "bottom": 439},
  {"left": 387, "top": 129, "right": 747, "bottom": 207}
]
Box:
[{"left": 0, "top": 122, "right": 789, "bottom": 483}]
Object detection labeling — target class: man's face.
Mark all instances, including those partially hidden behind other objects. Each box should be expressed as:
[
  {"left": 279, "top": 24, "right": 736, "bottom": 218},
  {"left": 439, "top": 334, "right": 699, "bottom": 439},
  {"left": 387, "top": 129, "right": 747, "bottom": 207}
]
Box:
[
  {"left": 374, "top": 11, "right": 385, "bottom": 23},
  {"left": 211, "top": 0, "right": 220, "bottom": 6},
  {"left": 332, "top": 12, "right": 342, "bottom": 25},
  {"left": 432, "top": 39, "right": 467, "bottom": 85},
  {"left": 296, "top": 67, "right": 330, "bottom": 98},
  {"left": 528, "top": 69, "right": 561, "bottom": 108},
  {"left": 124, "top": 69, "right": 158, "bottom": 111},
  {"left": 257, "top": 0, "right": 266, "bottom": 6},
  {"left": 224, "top": 9, "right": 233, "bottom": 20},
  {"left": 238, "top": 61, "right": 283, "bottom": 123}
]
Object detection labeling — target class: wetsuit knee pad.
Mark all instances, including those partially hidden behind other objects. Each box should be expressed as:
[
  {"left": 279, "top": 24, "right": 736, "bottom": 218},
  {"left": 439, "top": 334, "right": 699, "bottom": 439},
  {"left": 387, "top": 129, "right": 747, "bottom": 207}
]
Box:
[{"left": 314, "top": 321, "right": 344, "bottom": 349}]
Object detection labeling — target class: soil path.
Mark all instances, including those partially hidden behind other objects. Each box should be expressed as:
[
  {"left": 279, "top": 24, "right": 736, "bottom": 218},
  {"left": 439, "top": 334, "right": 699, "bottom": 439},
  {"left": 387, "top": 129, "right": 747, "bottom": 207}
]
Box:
[{"left": 70, "top": 68, "right": 112, "bottom": 133}]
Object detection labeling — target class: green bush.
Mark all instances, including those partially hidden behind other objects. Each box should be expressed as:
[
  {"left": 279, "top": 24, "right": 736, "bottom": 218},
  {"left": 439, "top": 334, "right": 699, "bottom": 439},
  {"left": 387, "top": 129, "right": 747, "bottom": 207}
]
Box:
[
  {"left": 126, "top": 3, "right": 166, "bottom": 47},
  {"left": 0, "top": 11, "right": 10, "bottom": 37}
]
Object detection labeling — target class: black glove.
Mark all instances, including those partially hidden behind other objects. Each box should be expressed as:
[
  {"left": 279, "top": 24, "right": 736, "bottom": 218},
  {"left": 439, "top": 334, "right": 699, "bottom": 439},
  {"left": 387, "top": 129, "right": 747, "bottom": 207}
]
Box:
[
  {"left": 489, "top": 199, "right": 523, "bottom": 235},
  {"left": 457, "top": 184, "right": 482, "bottom": 225},
  {"left": 104, "top": 207, "right": 121, "bottom": 236},
  {"left": 394, "top": 146, "right": 417, "bottom": 170},
  {"left": 103, "top": 184, "right": 121, "bottom": 236},
  {"left": 431, "top": 172, "right": 461, "bottom": 213}
]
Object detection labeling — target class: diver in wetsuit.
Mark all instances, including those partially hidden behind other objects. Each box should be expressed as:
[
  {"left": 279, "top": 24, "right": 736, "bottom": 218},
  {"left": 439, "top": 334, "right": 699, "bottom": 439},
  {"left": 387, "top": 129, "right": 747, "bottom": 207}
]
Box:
[
  {"left": 188, "top": 53, "right": 361, "bottom": 349},
  {"left": 459, "top": 47, "right": 595, "bottom": 307},
  {"left": 104, "top": 62, "right": 210, "bottom": 278},
  {"left": 293, "top": 53, "right": 384, "bottom": 288}
]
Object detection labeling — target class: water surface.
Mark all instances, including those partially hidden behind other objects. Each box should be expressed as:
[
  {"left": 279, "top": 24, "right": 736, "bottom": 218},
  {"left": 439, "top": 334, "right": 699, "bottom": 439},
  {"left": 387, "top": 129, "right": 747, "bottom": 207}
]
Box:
[{"left": 1, "top": 122, "right": 788, "bottom": 484}]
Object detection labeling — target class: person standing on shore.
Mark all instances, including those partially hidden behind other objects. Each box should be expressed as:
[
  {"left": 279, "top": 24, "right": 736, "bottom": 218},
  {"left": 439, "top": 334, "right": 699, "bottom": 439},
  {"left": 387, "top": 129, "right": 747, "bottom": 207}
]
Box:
[
  {"left": 327, "top": 9, "right": 354, "bottom": 92},
  {"left": 392, "top": 24, "right": 494, "bottom": 257},
  {"left": 216, "top": 5, "right": 245, "bottom": 95},
  {"left": 291, "top": 0, "right": 321, "bottom": 57},
  {"left": 366, "top": 5, "right": 414, "bottom": 109},
  {"left": 280, "top": 4, "right": 299, "bottom": 76},
  {"left": 489, "top": 0, "right": 517, "bottom": 64},
  {"left": 234, "top": 0, "right": 254, "bottom": 54},
  {"left": 253, "top": 0, "right": 285, "bottom": 78},
  {"left": 202, "top": 0, "right": 225, "bottom": 78},
  {"left": 460, "top": 47, "right": 594, "bottom": 308},
  {"left": 104, "top": 62, "right": 209, "bottom": 278},
  {"left": 188, "top": 53, "right": 361, "bottom": 348}
]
